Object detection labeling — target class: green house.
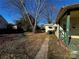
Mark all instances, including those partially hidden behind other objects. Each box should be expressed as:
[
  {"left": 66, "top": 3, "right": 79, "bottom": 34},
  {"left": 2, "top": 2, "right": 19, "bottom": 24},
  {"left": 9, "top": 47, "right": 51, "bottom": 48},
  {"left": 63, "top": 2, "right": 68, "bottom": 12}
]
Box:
[{"left": 56, "top": 4, "right": 79, "bottom": 45}]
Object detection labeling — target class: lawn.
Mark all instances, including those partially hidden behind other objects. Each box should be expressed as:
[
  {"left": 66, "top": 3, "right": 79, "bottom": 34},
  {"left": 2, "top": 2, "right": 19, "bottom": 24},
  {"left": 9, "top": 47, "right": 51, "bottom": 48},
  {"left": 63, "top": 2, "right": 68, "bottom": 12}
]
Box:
[
  {"left": 0, "top": 33, "right": 71, "bottom": 59},
  {"left": 0, "top": 33, "right": 47, "bottom": 59},
  {"left": 48, "top": 35, "right": 70, "bottom": 59}
]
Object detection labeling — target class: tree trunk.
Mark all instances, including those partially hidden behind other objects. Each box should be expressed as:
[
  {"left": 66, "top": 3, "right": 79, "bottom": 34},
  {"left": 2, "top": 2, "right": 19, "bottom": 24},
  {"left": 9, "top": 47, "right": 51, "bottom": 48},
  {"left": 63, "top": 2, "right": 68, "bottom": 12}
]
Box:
[
  {"left": 19, "top": 0, "right": 34, "bottom": 30},
  {"left": 33, "top": 19, "right": 37, "bottom": 33}
]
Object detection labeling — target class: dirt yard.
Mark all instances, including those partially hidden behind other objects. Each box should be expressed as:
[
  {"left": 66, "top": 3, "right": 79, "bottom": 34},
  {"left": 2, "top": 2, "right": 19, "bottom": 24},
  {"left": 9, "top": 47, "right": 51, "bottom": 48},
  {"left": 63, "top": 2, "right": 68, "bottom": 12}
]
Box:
[
  {"left": 48, "top": 35, "right": 70, "bottom": 59},
  {"left": 0, "top": 33, "right": 71, "bottom": 59},
  {"left": 0, "top": 33, "right": 47, "bottom": 59}
]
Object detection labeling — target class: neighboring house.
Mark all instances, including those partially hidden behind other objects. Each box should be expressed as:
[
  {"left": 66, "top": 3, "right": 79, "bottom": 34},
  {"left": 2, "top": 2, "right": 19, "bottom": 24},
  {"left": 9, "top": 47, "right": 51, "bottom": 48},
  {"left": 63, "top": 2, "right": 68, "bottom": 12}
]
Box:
[
  {"left": 56, "top": 4, "right": 79, "bottom": 44},
  {"left": 0, "top": 15, "right": 8, "bottom": 29}
]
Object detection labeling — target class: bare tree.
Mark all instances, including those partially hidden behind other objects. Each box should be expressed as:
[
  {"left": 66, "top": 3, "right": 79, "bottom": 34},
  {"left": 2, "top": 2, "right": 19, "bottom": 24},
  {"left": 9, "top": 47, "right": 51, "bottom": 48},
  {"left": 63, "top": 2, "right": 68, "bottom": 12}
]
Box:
[
  {"left": 8, "top": 0, "right": 34, "bottom": 30},
  {"left": 25, "top": 0, "right": 46, "bottom": 32},
  {"left": 8, "top": 0, "right": 47, "bottom": 33},
  {"left": 43, "top": 1, "right": 57, "bottom": 24},
  {"left": 30, "top": 0, "right": 46, "bottom": 33}
]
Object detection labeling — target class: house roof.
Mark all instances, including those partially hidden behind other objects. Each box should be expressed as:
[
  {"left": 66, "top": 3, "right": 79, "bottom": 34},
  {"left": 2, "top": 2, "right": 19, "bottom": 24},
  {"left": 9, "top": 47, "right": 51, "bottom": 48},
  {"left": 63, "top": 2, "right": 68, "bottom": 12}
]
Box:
[
  {"left": 56, "top": 4, "right": 79, "bottom": 23},
  {"left": 44, "top": 24, "right": 53, "bottom": 26},
  {"left": 0, "top": 15, "right": 8, "bottom": 24}
]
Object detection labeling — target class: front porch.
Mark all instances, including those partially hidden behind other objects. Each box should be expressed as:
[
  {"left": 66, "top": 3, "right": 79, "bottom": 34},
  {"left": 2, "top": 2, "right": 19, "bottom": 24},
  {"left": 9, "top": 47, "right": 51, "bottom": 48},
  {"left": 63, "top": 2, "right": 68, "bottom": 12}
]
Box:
[
  {"left": 56, "top": 5, "right": 79, "bottom": 44},
  {"left": 56, "top": 4, "right": 79, "bottom": 59}
]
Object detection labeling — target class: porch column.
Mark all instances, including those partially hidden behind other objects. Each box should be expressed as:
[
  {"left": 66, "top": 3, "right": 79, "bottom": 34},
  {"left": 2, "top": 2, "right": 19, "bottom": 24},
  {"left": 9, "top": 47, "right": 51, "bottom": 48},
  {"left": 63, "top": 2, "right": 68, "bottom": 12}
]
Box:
[{"left": 66, "top": 12, "right": 71, "bottom": 45}]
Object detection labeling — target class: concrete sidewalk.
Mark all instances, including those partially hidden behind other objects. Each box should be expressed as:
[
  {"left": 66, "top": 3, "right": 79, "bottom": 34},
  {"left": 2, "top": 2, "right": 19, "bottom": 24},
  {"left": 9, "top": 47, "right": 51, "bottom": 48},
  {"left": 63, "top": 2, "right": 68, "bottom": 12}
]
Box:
[{"left": 34, "top": 38, "right": 49, "bottom": 59}]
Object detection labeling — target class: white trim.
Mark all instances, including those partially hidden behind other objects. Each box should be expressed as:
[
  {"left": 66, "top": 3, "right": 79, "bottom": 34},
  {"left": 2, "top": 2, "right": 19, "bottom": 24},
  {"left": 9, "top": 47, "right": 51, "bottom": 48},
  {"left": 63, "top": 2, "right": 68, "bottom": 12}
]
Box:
[{"left": 71, "top": 35, "right": 79, "bottom": 39}]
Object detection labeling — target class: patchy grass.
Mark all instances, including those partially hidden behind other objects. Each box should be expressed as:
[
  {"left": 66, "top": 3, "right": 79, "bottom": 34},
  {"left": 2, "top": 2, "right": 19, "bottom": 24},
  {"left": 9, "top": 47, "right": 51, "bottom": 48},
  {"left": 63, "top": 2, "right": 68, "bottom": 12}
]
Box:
[
  {"left": 0, "top": 33, "right": 47, "bottom": 59},
  {"left": 0, "top": 33, "right": 71, "bottom": 59},
  {"left": 69, "top": 39, "right": 79, "bottom": 59},
  {"left": 48, "top": 35, "right": 71, "bottom": 59}
]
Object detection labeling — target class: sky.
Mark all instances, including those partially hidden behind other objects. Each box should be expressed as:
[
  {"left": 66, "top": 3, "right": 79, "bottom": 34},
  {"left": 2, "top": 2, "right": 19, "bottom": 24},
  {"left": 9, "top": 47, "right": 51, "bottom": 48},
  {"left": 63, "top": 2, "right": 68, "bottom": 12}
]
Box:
[{"left": 0, "top": 0, "right": 79, "bottom": 24}]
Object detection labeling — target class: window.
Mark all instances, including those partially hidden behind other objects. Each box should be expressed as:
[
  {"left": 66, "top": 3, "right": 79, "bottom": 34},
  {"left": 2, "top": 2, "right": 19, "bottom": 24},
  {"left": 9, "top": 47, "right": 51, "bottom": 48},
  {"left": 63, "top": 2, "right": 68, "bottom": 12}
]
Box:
[
  {"left": 49, "top": 26, "right": 52, "bottom": 29},
  {"left": 63, "top": 24, "right": 66, "bottom": 31}
]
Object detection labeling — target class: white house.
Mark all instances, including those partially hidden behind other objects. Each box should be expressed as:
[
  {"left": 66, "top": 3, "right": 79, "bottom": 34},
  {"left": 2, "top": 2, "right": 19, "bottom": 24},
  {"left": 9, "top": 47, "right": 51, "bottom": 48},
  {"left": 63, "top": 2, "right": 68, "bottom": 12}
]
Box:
[
  {"left": 12, "top": 25, "right": 17, "bottom": 30},
  {"left": 0, "top": 15, "right": 8, "bottom": 29},
  {"left": 44, "top": 24, "right": 57, "bottom": 34}
]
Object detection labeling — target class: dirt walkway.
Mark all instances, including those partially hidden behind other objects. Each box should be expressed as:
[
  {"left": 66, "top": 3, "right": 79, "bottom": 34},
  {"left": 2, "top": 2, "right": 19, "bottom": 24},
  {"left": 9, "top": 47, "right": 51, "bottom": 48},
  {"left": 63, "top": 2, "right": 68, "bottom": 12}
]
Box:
[{"left": 34, "top": 38, "right": 49, "bottom": 59}]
